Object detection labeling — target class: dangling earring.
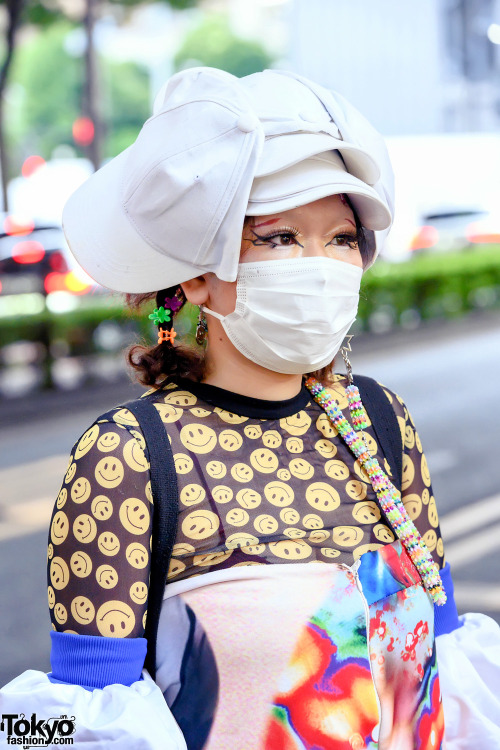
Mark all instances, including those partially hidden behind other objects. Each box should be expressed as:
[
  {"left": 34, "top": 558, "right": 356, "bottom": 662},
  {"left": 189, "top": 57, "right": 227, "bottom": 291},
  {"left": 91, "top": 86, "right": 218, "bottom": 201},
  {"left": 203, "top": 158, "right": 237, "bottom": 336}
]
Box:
[
  {"left": 341, "top": 335, "right": 369, "bottom": 430},
  {"left": 196, "top": 306, "right": 208, "bottom": 345}
]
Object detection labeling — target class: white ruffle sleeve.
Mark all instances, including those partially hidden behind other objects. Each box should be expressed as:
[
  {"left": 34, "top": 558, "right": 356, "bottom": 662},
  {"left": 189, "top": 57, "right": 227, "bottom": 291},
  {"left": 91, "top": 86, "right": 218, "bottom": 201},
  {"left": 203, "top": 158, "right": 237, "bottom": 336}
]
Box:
[
  {"left": 436, "top": 612, "right": 500, "bottom": 748},
  {"left": 0, "top": 669, "right": 187, "bottom": 750}
]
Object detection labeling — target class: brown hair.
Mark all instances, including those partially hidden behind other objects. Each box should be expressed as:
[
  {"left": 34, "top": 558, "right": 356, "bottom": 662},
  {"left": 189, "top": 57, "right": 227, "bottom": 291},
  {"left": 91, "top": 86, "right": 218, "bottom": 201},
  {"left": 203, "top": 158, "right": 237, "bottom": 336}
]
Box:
[{"left": 125, "top": 201, "right": 368, "bottom": 390}]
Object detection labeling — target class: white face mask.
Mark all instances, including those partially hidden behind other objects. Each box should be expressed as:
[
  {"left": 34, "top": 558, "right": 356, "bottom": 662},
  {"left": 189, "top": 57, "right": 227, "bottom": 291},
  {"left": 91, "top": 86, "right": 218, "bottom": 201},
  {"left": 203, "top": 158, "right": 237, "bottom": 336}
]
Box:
[{"left": 202, "top": 256, "right": 362, "bottom": 375}]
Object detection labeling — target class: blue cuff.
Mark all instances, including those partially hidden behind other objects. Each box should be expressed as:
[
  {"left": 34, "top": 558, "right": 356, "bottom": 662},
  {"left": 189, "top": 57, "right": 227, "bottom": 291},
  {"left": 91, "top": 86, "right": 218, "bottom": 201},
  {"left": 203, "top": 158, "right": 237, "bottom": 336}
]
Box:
[
  {"left": 49, "top": 631, "right": 148, "bottom": 690},
  {"left": 434, "top": 562, "right": 462, "bottom": 637}
]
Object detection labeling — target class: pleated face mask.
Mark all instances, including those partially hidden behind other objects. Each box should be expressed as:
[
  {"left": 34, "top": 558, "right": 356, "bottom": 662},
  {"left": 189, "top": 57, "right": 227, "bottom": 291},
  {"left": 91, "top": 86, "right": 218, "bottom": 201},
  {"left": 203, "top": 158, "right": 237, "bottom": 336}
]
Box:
[{"left": 202, "top": 256, "right": 362, "bottom": 375}]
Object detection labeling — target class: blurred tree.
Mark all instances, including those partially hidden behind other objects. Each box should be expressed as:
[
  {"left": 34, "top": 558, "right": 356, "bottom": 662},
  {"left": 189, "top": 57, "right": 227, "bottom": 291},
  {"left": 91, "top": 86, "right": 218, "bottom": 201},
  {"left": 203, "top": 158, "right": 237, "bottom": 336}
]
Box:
[
  {"left": 174, "top": 13, "right": 273, "bottom": 77},
  {"left": 0, "top": 0, "right": 197, "bottom": 211},
  {"left": 9, "top": 22, "right": 150, "bottom": 161}
]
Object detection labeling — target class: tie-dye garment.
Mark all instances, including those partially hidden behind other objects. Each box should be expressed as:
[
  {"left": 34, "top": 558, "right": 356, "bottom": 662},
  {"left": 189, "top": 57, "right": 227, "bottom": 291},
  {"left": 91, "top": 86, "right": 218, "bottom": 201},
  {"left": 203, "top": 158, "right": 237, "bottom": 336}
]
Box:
[{"left": 157, "top": 540, "right": 444, "bottom": 749}]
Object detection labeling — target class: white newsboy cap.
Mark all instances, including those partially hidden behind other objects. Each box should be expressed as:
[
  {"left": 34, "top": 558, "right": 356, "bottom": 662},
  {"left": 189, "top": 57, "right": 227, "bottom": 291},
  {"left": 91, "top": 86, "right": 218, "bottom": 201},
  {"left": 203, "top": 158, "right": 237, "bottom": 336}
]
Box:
[{"left": 62, "top": 66, "right": 394, "bottom": 293}]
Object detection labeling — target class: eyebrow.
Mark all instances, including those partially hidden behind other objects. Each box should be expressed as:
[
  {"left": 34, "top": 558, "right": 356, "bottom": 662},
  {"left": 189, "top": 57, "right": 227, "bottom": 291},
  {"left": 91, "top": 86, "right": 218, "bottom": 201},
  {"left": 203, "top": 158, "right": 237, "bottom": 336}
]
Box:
[
  {"left": 321, "top": 217, "right": 357, "bottom": 236},
  {"left": 253, "top": 218, "right": 281, "bottom": 228}
]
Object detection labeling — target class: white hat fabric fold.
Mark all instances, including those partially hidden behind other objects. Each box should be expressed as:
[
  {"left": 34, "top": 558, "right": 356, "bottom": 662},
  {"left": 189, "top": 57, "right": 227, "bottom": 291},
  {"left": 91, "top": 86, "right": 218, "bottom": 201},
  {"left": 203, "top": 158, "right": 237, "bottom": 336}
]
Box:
[
  {"left": 247, "top": 152, "right": 392, "bottom": 231},
  {"left": 62, "top": 66, "right": 394, "bottom": 293},
  {"left": 62, "top": 68, "right": 264, "bottom": 294}
]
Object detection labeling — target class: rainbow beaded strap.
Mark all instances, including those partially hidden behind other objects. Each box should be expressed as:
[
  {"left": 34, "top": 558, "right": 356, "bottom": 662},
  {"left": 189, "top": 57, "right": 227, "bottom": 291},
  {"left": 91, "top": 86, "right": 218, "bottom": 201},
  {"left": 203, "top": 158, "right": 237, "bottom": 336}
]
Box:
[{"left": 305, "top": 376, "right": 446, "bottom": 606}]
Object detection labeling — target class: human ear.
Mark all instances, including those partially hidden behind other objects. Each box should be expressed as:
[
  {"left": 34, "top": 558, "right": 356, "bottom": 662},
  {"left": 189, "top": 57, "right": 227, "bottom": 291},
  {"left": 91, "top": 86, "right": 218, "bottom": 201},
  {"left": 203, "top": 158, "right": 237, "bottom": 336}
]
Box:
[{"left": 180, "top": 275, "right": 210, "bottom": 306}]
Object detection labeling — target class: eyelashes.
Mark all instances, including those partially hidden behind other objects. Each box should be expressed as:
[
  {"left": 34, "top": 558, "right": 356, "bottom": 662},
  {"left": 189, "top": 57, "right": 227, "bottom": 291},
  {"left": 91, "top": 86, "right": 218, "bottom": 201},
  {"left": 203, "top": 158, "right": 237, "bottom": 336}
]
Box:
[{"left": 248, "top": 226, "right": 360, "bottom": 250}]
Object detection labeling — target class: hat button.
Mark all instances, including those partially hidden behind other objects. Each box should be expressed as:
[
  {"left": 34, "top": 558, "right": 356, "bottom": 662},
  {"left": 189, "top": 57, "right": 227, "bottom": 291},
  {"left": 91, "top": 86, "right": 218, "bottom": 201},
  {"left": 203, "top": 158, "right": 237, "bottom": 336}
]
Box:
[{"left": 237, "top": 113, "right": 259, "bottom": 133}]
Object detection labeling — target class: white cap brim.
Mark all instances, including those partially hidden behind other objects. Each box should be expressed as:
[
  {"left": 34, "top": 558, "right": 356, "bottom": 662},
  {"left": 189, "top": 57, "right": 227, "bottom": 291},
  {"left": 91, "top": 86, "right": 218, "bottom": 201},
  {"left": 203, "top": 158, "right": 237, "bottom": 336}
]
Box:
[
  {"left": 247, "top": 153, "right": 392, "bottom": 231},
  {"left": 256, "top": 132, "right": 381, "bottom": 185},
  {"left": 62, "top": 149, "right": 200, "bottom": 294}
]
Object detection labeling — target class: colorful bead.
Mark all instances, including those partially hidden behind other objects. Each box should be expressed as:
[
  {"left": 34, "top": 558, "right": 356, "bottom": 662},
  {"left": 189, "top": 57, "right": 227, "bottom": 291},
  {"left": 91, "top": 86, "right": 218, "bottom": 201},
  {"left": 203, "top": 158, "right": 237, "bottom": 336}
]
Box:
[{"left": 305, "top": 376, "right": 446, "bottom": 606}]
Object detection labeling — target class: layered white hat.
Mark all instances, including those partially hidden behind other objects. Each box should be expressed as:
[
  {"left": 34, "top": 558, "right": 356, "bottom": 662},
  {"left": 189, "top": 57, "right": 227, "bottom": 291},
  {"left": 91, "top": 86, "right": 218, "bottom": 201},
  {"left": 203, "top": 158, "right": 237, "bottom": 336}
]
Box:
[{"left": 62, "top": 67, "right": 394, "bottom": 294}]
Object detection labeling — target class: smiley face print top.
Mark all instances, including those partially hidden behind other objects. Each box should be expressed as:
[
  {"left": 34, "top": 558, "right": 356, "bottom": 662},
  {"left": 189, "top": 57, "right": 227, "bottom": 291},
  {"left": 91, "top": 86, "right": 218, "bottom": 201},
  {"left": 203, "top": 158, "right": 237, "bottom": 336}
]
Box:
[{"left": 47, "top": 373, "right": 444, "bottom": 639}]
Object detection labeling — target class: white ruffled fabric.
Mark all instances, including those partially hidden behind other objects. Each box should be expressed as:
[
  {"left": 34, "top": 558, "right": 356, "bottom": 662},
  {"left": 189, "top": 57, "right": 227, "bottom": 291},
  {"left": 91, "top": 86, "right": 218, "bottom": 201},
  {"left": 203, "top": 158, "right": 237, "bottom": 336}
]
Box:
[
  {"left": 0, "top": 669, "right": 187, "bottom": 750},
  {"left": 437, "top": 613, "right": 500, "bottom": 748}
]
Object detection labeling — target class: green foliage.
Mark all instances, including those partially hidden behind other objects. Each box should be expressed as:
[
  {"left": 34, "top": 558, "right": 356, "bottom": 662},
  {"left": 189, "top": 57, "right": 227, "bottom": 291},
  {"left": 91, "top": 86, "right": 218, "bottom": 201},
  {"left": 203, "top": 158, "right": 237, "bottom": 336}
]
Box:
[
  {"left": 359, "top": 246, "right": 500, "bottom": 331},
  {"left": 174, "top": 13, "right": 273, "bottom": 77},
  {"left": 7, "top": 22, "right": 150, "bottom": 164}
]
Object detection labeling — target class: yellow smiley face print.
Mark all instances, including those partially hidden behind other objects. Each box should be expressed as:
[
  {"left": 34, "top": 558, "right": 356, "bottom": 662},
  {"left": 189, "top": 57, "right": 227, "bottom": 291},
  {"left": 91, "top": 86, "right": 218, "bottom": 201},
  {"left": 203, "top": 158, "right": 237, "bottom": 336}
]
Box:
[
  {"left": 164, "top": 390, "right": 197, "bottom": 407},
  {"left": 154, "top": 403, "right": 183, "bottom": 424},
  {"left": 64, "top": 461, "right": 77, "bottom": 485},
  {"left": 96, "top": 564, "right": 119, "bottom": 589},
  {"left": 112, "top": 409, "right": 139, "bottom": 426},
  {"left": 352, "top": 500, "right": 381, "bottom": 524},
  {"left": 284, "top": 527, "right": 307, "bottom": 539},
  {"left": 70, "top": 551, "right": 92, "bottom": 578},
  {"left": 280, "top": 508, "right": 300, "bottom": 525},
  {"left": 346, "top": 480, "right": 368, "bottom": 502},
  {"left": 353, "top": 543, "right": 383, "bottom": 561},
  {"left": 279, "top": 411, "right": 312, "bottom": 436},
  {"left": 91, "top": 495, "right": 113, "bottom": 521},
  {"left": 47, "top": 543, "right": 54, "bottom": 561},
  {"left": 95, "top": 457, "right": 124, "bottom": 489},
  {"left": 264, "top": 481, "right": 294, "bottom": 507},
  {"left": 269, "top": 539, "right": 312, "bottom": 560},
  {"left": 253, "top": 514, "right": 279, "bottom": 535},
  {"left": 402, "top": 493, "right": 422, "bottom": 521},
  {"left": 54, "top": 603, "right": 67, "bottom": 625},
  {"left": 71, "top": 596, "right": 95, "bottom": 625},
  {"left": 289, "top": 458, "right": 314, "bottom": 480},
  {"left": 244, "top": 424, "right": 262, "bottom": 439},
  {"left": 123, "top": 438, "right": 149, "bottom": 472},
  {"left": 226, "top": 508, "right": 250, "bottom": 527},
  {"left": 285, "top": 437, "right": 303, "bottom": 454},
  {"left": 97, "top": 531, "right": 121, "bottom": 556},
  {"left": 250, "top": 448, "right": 279, "bottom": 474},
  {"left": 332, "top": 526, "right": 364, "bottom": 547},
  {"left": 168, "top": 558, "right": 187, "bottom": 579},
  {"left": 212, "top": 485, "right": 234, "bottom": 504},
  {"left": 231, "top": 463, "right": 254, "bottom": 483},
  {"left": 50, "top": 557, "right": 70, "bottom": 590},
  {"left": 321, "top": 547, "right": 341, "bottom": 559},
  {"left": 73, "top": 514, "right": 97, "bottom": 544},
  {"left": 193, "top": 549, "right": 233, "bottom": 567},
  {"left": 190, "top": 407, "right": 212, "bottom": 418},
  {"left": 324, "top": 459, "right": 350, "bottom": 482},
  {"left": 428, "top": 496, "right": 439, "bottom": 527},
  {"left": 182, "top": 509, "right": 220, "bottom": 540},
  {"left": 310, "top": 530, "right": 330, "bottom": 544},
  {"left": 225, "top": 532, "right": 259, "bottom": 549},
  {"left": 180, "top": 484, "right": 206, "bottom": 507},
  {"left": 422, "top": 529, "right": 437, "bottom": 552},
  {"left": 315, "top": 413, "right": 338, "bottom": 438},
  {"left": 97, "top": 431, "right": 121, "bottom": 453},
  {"left": 305, "top": 482, "right": 340, "bottom": 512},
  {"left": 74, "top": 425, "right": 99, "bottom": 459},
  {"left": 214, "top": 407, "right": 248, "bottom": 424},
  {"left": 173, "top": 453, "right": 194, "bottom": 475},
  {"left": 51, "top": 511, "right": 69, "bottom": 545},
  {"left": 125, "top": 542, "right": 149, "bottom": 569},
  {"left": 48, "top": 586, "right": 55, "bottom": 609},
  {"left": 70, "top": 477, "right": 91, "bottom": 504},
  {"left": 263, "top": 430, "right": 282, "bottom": 449},
  {"left": 302, "top": 513, "right": 324, "bottom": 530},
  {"left": 401, "top": 454, "right": 416, "bottom": 491},
  {"left": 56, "top": 488, "right": 67, "bottom": 509},
  {"left": 96, "top": 600, "right": 136, "bottom": 637},
  {"left": 236, "top": 488, "right": 261, "bottom": 509},
  {"left": 129, "top": 581, "right": 148, "bottom": 605},
  {"left": 180, "top": 424, "right": 218, "bottom": 454},
  {"left": 206, "top": 460, "right": 227, "bottom": 479},
  {"left": 314, "top": 439, "right": 337, "bottom": 459},
  {"left": 219, "top": 429, "right": 244, "bottom": 452},
  {"left": 421, "top": 454, "right": 432, "bottom": 487},
  {"left": 373, "top": 523, "right": 395, "bottom": 543}
]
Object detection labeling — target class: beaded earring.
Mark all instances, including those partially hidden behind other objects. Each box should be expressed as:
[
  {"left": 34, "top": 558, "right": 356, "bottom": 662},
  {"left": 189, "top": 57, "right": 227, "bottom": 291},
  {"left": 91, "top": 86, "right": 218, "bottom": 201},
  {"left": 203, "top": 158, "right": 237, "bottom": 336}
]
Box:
[
  {"left": 341, "top": 335, "right": 369, "bottom": 430},
  {"left": 196, "top": 307, "right": 208, "bottom": 345}
]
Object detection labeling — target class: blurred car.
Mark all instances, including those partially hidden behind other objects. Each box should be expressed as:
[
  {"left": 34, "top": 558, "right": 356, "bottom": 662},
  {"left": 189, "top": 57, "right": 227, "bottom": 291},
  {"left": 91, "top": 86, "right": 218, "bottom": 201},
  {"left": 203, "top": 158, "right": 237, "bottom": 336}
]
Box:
[
  {"left": 382, "top": 133, "right": 500, "bottom": 261},
  {"left": 0, "top": 214, "right": 95, "bottom": 297},
  {"left": 408, "top": 203, "right": 500, "bottom": 254}
]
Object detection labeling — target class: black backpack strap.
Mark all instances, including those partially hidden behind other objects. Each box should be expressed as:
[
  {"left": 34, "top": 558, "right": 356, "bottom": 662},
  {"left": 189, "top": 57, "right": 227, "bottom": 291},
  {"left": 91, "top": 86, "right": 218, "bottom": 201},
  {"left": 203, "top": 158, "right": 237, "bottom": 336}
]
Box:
[
  {"left": 351, "top": 374, "right": 403, "bottom": 492},
  {"left": 120, "top": 394, "right": 179, "bottom": 680}
]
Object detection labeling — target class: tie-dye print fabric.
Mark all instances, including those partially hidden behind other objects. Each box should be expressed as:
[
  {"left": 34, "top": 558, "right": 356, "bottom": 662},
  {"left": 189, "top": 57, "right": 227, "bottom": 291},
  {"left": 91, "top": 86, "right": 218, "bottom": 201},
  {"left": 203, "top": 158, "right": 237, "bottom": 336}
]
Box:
[{"left": 157, "top": 541, "right": 444, "bottom": 749}]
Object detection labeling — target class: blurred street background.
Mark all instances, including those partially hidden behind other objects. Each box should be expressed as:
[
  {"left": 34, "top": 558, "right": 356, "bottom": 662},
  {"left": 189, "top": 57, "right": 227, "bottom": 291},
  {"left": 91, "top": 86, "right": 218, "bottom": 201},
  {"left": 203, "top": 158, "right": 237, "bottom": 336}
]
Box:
[{"left": 1, "top": 0, "right": 500, "bottom": 685}]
